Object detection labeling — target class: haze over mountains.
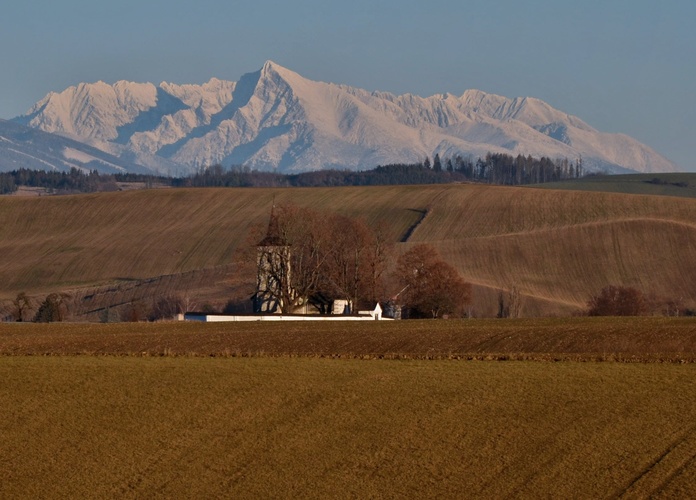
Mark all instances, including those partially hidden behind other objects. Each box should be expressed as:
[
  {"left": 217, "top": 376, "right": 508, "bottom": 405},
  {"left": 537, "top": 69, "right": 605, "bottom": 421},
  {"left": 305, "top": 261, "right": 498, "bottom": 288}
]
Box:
[{"left": 7, "top": 61, "right": 678, "bottom": 175}]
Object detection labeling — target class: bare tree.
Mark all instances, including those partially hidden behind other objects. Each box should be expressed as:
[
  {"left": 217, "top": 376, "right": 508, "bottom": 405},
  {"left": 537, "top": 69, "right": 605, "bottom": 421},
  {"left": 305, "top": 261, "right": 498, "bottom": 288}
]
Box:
[
  {"left": 12, "top": 292, "right": 32, "bottom": 322},
  {"left": 497, "top": 286, "right": 522, "bottom": 319},
  {"left": 255, "top": 203, "right": 333, "bottom": 313},
  {"left": 364, "top": 221, "right": 393, "bottom": 306},
  {"left": 253, "top": 203, "right": 393, "bottom": 314},
  {"left": 508, "top": 285, "right": 522, "bottom": 319},
  {"left": 149, "top": 295, "right": 186, "bottom": 321},
  {"left": 325, "top": 215, "right": 390, "bottom": 307}
]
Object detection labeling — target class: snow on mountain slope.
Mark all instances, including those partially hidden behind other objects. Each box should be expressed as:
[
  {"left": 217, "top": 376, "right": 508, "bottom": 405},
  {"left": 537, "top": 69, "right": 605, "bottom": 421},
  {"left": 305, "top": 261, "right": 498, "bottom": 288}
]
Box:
[
  {"left": 13, "top": 61, "right": 679, "bottom": 174},
  {"left": 0, "top": 119, "right": 146, "bottom": 173}
]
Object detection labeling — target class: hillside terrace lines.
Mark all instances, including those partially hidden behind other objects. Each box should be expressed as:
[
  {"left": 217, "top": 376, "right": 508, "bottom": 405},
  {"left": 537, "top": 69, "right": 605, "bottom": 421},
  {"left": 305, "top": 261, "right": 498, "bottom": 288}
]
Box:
[
  {"left": 425, "top": 216, "right": 696, "bottom": 242},
  {"left": 462, "top": 277, "right": 582, "bottom": 309},
  {"left": 436, "top": 219, "right": 696, "bottom": 309},
  {"left": 408, "top": 185, "right": 696, "bottom": 240}
]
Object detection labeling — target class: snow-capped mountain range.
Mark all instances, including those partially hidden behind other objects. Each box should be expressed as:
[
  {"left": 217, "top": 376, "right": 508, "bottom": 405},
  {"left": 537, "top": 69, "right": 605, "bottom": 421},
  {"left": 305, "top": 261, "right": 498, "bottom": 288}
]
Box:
[
  {"left": 10, "top": 61, "right": 678, "bottom": 175},
  {"left": 0, "top": 119, "right": 144, "bottom": 174}
]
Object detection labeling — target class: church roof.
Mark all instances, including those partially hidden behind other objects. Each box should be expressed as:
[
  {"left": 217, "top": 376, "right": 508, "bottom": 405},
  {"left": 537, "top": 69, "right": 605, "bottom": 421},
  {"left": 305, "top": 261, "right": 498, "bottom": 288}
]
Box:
[{"left": 257, "top": 205, "right": 288, "bottom": 246}]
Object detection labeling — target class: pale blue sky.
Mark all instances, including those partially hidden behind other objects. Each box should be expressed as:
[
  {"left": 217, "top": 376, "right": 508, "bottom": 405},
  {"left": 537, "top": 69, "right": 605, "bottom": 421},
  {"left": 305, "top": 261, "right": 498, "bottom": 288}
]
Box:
[{"left": 1, "top": 0, "right": 694, "bottom": 170}]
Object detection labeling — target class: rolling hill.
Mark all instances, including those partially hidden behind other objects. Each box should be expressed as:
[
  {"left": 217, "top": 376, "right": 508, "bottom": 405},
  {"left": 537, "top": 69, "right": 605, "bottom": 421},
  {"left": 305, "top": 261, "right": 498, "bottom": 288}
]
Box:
[
  {"left": 0, "top": 185, "right": 696, "bottom": 316},
  {"left": 1, "top": 183, "right": 695, "bottom": 318}
]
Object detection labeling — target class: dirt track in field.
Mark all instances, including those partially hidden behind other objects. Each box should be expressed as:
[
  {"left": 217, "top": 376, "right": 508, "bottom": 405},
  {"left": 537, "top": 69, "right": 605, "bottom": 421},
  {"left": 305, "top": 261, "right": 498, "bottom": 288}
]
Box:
[{"left": 1, "top": 317, "right": 695, "bottom": 362}]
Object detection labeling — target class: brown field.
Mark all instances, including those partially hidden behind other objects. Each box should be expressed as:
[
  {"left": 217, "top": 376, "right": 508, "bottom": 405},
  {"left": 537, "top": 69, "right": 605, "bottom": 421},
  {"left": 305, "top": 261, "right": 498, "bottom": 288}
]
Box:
[
  {"left": 537, "top": 172, "right": 696, "bottom": 198},
  {"left": 1, "top": 184, "right": 695, "bottom": 317},
  {"left": 1, "top": 317, "right": 695, "bottom": 362},
  {"left": 2, "top": 320, "right": 696, "bottom": 497},
  {"left": 2, "top": 183, "right": 695, "bottom": 497},
  {"left": 2, "top": 355, "right": 696, "bottom": 498}
]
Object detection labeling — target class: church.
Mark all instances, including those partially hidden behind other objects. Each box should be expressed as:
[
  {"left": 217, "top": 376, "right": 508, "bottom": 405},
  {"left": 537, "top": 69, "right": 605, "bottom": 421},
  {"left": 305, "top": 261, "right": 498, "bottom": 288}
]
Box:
[
  {"left": 252, "top": 205, "right": 353, "bottom": 316},
  {"left": 184, "top": 206, "right": 389, "bottom": 322}
]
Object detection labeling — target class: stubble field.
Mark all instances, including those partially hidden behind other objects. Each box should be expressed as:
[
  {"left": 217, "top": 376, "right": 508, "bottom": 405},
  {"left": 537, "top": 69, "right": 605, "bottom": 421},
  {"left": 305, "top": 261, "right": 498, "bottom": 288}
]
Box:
[{"left": 2, "top": 318, "right": 696, "bottom": 498}]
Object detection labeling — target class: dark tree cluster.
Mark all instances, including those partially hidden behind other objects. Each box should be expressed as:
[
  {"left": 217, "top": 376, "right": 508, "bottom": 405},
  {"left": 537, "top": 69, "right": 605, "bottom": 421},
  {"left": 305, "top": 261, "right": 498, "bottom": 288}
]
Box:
[
  {"left": 457, "top": 153, "right": 584, "bottom": 185},
  {"left": 0, "top": 168, "right": 120, "bottom": 194},
  {"left": 173, "top": 163, "right": 463, "bottom": 188},
  {"left": 33, "top": 293, "right": 67, "bottom": 322},
  {"left": 175, "top": 164, "right": 283, "bottom": 188},
  {"left": 587, "top": 285, "right": 648, "bottom": 316},
  {"left": 0, "top": 174, "right": 16, "bottom": 194},
  {"left": 177, "top": 154, "right": 583, "bottom": 188}
]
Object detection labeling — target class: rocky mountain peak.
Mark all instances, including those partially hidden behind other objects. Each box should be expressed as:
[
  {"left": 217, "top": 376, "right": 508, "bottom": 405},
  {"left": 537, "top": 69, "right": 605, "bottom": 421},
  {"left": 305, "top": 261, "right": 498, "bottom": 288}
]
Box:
[{"left": 12, "top": 62, "right": 679, "bottom": 175}]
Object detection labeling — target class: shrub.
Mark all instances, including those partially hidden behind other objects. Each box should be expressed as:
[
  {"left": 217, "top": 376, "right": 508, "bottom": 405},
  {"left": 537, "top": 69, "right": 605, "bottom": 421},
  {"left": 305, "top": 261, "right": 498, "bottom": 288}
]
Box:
[
  {"left": 33, "top": 294, "right": 66, "bottom": 322},
  {"left": 587, "top": 286, "right": 648, "bottom": 316},
  {"left": 124, "top": 300, "right": 150, "bottom": 322}
]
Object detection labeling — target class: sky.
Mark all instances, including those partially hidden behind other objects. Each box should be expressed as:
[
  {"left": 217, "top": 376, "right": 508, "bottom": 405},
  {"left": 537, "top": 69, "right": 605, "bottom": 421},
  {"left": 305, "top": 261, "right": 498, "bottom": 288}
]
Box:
[{"left": 1, "top": 0, "right": 694, "bottom": 171}]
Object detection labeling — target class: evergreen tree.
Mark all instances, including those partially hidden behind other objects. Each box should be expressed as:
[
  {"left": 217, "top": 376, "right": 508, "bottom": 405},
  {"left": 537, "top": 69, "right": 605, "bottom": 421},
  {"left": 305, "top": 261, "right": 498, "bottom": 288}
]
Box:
[{"left": 433, "top": 154, "right": 442, "bottom": 172}]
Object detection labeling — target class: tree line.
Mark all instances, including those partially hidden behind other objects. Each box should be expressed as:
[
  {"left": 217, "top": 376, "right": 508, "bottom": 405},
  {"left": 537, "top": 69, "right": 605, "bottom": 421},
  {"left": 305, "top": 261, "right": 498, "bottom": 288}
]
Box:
[
  {"left": 0, "top": 153, "right": 584, "bottom": 195},
  {"left": 7, "top": 291, "right": 198, "bottom": 323},
  {"left": 178, "top": 153, "right": 583, "bottom": 187},
  {"left": 0, "top": 168, "right": 164, "bottom": 195},
  {"left": 6, "top": 204, "right": 473, "bottom": 322},
  {"left": 0, "top": 167, "right": 120, "bottom": 194}
]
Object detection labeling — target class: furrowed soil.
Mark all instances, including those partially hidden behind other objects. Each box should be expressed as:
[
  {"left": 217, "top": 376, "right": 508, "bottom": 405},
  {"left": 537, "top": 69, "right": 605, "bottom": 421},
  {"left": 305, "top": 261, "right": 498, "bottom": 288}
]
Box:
[
  {"left": 1, "top": 317, "right": 695, "bottom": 361},
  {"left": 2, "top": 319, "right": 696, "bottom": 498},
  {"left": 2, "top": 356, "right": 696, "bottom": 498}
]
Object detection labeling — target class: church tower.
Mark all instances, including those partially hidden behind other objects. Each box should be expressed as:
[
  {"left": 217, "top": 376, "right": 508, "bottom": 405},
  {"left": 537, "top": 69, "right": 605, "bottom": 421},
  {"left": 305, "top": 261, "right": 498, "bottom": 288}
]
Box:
[{"left": 254, "top": 204, "right": 292, "bottom": 313}]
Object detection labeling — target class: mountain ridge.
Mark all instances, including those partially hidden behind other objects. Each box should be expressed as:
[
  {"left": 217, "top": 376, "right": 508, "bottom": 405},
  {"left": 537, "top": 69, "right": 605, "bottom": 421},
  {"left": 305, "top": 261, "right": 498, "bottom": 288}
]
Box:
[
  {"left": 0, "top": 119, "right": 147, "bottom": 174},
  {"left": 12, "top": 60, "right": 679, "bottom": 175}
]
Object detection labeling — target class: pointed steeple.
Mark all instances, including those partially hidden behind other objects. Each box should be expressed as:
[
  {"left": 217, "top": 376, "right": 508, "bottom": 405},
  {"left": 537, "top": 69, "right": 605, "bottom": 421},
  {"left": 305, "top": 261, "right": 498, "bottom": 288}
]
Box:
[{"left": 257, "top": 199, "right": 287, "bottom": 246}]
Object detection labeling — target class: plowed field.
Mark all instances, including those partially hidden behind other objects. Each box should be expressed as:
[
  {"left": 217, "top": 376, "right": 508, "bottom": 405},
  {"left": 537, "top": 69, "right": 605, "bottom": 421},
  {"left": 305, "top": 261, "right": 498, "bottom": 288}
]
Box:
[
  {"left": 1, "top": 317, "right": 695, "bottom": 362},
  {"left": 2, "top": 356, "right": 696, "bottom": 498},
  {"left": 3, "top": 319, "right": 696, "bottom": 497}
]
